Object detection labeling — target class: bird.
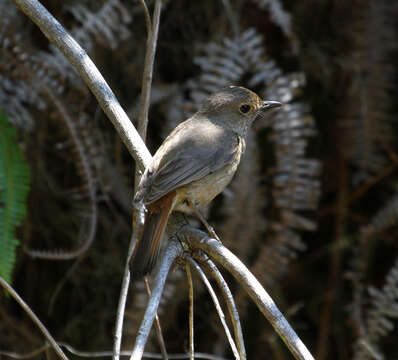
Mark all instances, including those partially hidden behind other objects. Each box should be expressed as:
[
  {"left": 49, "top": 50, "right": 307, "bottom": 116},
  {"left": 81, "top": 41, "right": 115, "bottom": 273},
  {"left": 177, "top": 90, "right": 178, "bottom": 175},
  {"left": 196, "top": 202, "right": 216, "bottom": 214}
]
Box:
[{"left": 131, "top": 86, "right": 282, "bottom": 278}]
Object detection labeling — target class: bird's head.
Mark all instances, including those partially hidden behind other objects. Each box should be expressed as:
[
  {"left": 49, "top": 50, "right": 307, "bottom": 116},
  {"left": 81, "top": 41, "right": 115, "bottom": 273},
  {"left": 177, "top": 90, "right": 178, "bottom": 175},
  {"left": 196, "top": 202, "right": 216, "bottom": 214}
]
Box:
[{"left": 198, "top": 86, "right": 282, "bottom": 136}]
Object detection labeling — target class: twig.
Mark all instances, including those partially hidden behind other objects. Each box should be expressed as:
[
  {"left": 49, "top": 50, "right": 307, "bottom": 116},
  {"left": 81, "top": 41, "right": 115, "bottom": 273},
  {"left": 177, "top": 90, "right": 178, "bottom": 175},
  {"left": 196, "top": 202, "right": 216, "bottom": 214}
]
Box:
[
  {"left": 183, "top": 225, "right": 315, "bottom": 360},
  {"left": 197, "top": 255, "right": 246, "bottom": 360},
  {"left": 12, "top": 0, "right": 152, "bottom": 171},
  {"left": 0, "top": 342, "right": 230, "bottom": 360},
  {"left": 139, "top": 0, "right": 152, "bottom": 34},
  {"left": 130, "top": 240, "right": 183, "bottom": 360},
  {"left": 187, "top": 258, "right": 240, "bottom": 360},
  {"left": 0, "top": 277, "right": 69, "bottom": 360},
  {"left": 185, "top": 263, "right": 194, "bottom": 360},
  {"left": 135, "top": 2, "right": 164, "bottom": 355},
  {"left": 144, "top": 277, "right": 169, "bottom": 360},
  {"left": 137, "top": 0, "right": 162, "bottom": 142},
  {"left": 113, "top": 206, "right": 146, "bottom": 360}
]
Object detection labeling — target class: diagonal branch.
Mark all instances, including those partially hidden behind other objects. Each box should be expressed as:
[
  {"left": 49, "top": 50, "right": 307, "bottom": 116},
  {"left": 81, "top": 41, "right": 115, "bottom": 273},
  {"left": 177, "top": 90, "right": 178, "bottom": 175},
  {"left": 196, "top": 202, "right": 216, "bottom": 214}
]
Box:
[
  {"left": 182, "top": 224, "right": 315, "bottom": 360},
  {"left": 197, "top": 255, "right": 246, "bottom": 360},
  {"left": 187, "top": 258, "right": 240, "bottom": 360},
  {"left": 0, "top": 277, "right": 69, "bottom": 360},
  {"left": 12, "top": 0, "right": 152, "bottom": 171}
]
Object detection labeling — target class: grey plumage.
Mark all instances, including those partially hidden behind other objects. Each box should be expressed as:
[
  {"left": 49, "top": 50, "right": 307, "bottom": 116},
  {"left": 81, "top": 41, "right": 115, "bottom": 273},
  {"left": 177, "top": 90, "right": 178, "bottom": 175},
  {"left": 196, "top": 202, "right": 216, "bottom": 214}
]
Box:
[{"left": 131, "top": 86, "right": 282, "bottom": 278}]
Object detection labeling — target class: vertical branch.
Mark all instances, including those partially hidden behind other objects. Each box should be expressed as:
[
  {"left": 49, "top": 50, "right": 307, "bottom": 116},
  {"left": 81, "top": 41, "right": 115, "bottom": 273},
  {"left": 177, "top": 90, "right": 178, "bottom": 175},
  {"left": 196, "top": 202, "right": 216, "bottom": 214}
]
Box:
[
  {"left": 186, "top": 263, "right": 194, "bottom": 360},
  {"left": 115, "top": 1, "right": 162, "bottom": 358},
  {"left": 0, "top": 277, "right": 69, "bottom": 360},
  {"left": 198, "top": 255, "right": 246, "bottom": 360},
  {"left": 130, "top": 240, "right": 182, "bottom": 360},
  {"left": 137, "top": 0, "right": 162, "bottom": 142},
  {"left": 113, "top": 205, "right": 145, "bottom": 360},
  {"left": 187, "top": 258, "right": 240, "bottom": 360}
]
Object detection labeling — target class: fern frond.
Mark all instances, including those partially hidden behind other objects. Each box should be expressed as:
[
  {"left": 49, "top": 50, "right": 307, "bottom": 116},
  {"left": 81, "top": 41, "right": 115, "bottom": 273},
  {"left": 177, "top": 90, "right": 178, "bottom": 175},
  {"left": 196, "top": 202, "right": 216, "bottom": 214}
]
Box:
[
  {"left": 0, "top": 110, "right": 31, "bottom": 283},
  {"left": 340, "top": 1, "right": 394, "bottom": 183},
  {"left": 187, "top": 28, "right": 280, "bottom": 114},
  {"left": 362, "top": 193, "right": 398, "bottom": 239},
  {"left": 67, "top": 0, "right": 132, "bottom": 51},
  {"left": 353, "top": 258, "right": 398, "bottom": 360}
]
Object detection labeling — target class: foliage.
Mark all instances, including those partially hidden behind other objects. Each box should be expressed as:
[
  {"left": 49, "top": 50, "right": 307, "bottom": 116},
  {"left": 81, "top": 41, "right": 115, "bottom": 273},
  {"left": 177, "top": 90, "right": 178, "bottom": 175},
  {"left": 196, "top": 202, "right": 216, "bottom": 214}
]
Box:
[{"left": 0, "top": 111, "right": 30, "bottom": 283}]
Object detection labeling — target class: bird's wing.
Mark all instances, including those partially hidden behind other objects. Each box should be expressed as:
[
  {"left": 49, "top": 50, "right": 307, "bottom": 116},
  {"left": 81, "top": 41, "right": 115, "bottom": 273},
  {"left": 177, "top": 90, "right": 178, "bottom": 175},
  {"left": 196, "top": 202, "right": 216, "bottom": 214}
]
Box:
[{"left": 136, "top": 117, "right": 240, "bottom": 205}]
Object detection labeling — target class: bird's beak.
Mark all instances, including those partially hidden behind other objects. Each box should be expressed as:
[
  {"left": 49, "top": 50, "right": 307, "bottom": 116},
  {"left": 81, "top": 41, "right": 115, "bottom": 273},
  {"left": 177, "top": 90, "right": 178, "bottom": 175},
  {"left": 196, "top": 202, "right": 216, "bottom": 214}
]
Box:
[{"left": 261, "top": 101, "right": 283, "bottom": 111}]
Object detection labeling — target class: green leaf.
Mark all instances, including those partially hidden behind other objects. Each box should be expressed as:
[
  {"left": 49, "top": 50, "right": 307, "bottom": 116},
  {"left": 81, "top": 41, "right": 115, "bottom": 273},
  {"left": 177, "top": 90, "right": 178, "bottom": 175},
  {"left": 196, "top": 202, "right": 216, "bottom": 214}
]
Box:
[{"left": 0, "top": 110, "right": 31, "bottom": 284}]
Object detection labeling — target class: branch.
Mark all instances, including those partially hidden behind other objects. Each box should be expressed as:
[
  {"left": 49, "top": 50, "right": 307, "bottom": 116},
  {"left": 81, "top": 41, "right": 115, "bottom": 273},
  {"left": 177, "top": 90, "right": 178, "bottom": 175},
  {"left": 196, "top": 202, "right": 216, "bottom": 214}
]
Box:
[
  {"left": 182, "top": 225, "right": 315, "bottom": 360},
  {"left": 137, "top": 0, "right": 162, "bottom": 142},
  {"left": 130, "top": 240, "right": 183, "bottom": 360},
  {"left": 144, "top": 277, "right": 169, "bottom": 360},
  {"left": 187, "top": 258, "right": 240, "bottom": 360},
  {"left": 0, "top": 342, "right": 230, "bottom": 360},
  {"left": 113, "top": 206, "right": 146, "bottom": 360},
  {"left": 197, "top": 255, "right": 246, "bottom": 360},
  {"left": 0, "top": 277, "right": 69, "bottom": 360},
  {"left": 12, "top": 0, "right": 152, "bottom": 171},
  {"left": 185, "top": 263, "right": 194, "bottom": 360}
]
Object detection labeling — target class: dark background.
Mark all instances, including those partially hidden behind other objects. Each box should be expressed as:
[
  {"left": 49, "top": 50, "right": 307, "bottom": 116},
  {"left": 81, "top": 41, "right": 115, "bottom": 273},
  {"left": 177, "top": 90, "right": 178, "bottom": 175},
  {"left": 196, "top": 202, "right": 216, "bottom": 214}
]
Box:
[{"left": 1, "top": 0, "right": 398, "bottom": 359}]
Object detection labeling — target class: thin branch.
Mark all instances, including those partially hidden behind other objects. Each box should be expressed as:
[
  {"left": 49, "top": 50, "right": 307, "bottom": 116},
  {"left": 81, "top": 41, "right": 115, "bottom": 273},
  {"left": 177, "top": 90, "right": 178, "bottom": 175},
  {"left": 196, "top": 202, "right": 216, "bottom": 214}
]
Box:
[
  {"left": 130, "top": 240, "right": 183, "bottom": 360},
  {"left": 144, "top": 277, "right": 169, "bottom": 360},
  {"left": 182, "top": 225, "right": 315, "bottom": 360},
  {"left": 0, "top": 277, "right": 69, "bottom": 360},
  {"left": 185, "top": 263, "right": 194, "bottom": 360},
  {"left": 138, "top": 0, "right": 152, "bottom": 35},
  {"left": 12, "top": 0, "right": 152, "bottom": 171},
  {"left": 116, "top": 0, "right": 162, "bottom": 351},
  {"left": 113, "top": 205, "right": 146, "bottom": 360},
  {"left": 137, "top": 0, "right": 162, "bottom": 142},
  {"left": 187, "top": 258, "right": 240, "bottom": 360},
  {"left": 197, "top": 255, "right": 246, "bottom": 360},
  {"left": 0, "top": 342, "right": 230, "bottom": 360}
]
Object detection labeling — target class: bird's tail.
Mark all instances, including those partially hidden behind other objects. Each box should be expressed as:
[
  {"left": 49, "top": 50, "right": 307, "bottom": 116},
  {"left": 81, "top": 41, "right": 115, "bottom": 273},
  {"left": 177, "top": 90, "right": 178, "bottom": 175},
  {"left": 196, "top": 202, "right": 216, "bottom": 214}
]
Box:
[{"left": 130, "top": 192, "right": 176, "bottom": 279}]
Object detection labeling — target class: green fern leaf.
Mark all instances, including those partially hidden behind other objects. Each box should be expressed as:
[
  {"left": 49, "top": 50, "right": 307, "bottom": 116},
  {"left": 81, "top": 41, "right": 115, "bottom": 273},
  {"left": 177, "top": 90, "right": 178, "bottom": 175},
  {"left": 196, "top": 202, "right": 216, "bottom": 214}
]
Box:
[{"left": 0, "top": 110, "right": 31, "bottom": 283}]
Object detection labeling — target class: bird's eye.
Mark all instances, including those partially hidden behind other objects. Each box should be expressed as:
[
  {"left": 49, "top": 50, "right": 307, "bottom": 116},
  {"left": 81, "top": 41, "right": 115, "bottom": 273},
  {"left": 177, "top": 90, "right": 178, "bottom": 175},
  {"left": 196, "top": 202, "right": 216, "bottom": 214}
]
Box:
[{"left": 239, "top": 104, "right": 251, "bottom": 114}]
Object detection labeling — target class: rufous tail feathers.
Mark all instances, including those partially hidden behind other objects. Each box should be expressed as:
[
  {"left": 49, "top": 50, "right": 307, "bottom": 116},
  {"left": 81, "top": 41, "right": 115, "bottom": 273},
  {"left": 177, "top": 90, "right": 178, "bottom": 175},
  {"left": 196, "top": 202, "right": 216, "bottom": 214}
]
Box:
[{"left": 130, "top": 191, "right": 176, "bottom": 279}]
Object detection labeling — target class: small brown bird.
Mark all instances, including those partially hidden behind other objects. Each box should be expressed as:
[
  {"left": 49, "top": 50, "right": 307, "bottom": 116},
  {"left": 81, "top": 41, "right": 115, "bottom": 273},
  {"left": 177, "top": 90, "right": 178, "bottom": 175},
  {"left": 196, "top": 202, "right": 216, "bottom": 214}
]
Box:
[{"left": 131, "top": 86, "right": 282, "bottom": 278}]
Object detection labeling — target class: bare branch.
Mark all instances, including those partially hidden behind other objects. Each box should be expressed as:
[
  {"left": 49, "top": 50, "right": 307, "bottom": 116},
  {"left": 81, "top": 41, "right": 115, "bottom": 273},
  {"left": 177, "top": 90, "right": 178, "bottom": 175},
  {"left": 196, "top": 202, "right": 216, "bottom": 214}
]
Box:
[
  {"left": 187, "top": 258, "right": 240, "bottom": 360},
  {"left": 0, "top": 277, "right": 69, "bottom": 360},
  {"left": 113, "top": 206, "right": 146, "bottom": 360},
  {"left": 144, "top": 277, "right": 169, "bottom": 360},
  {"left": 118, "top": 0, "right": 163, "bottom": 355},
  {"left": 137, "top": 0, "right": 162, "bottom": 142},
  {"left": 0, "top": 342, "right": 230, "bottom": 360},
  {"left": 12, "top": 0, "right": 152, "bottom": 171},
  {"left": 130, "top": 240, "right": 183, "bottom": 360},
  {"left": 197, "top": 255, "right": 246, "bottom": 360},
  {"left": 138, "top": 0, "right": 152, "bottom": 35},
  {"left": 183, "top": 225, "right": 315, "bottom": 360},
  {"left": 185, "top": 263, "right": 194, "bottom": 360}
]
